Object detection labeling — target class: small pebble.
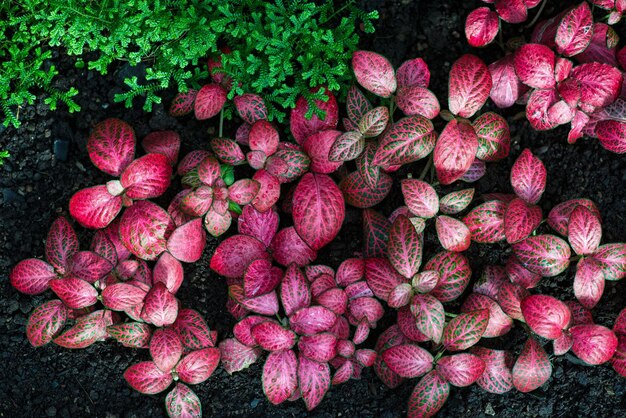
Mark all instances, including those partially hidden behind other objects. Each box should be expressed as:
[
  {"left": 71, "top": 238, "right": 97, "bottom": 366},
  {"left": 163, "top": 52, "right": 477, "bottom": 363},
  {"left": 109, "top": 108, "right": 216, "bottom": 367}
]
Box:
[
  {"left": 485, "top": 402, "right": 496, "bottom": 416},
  {"left": 250, "top": 398, "right": 261, "bottom": 408},
  {"left": 7, "top": 300, "right": 19, "bottom": 313},
  {"left": 46, "top": 406, "right": 57, "bottom": 416},
  {"left": 54, "top": 139, "right": 70, "bottom": 161}
]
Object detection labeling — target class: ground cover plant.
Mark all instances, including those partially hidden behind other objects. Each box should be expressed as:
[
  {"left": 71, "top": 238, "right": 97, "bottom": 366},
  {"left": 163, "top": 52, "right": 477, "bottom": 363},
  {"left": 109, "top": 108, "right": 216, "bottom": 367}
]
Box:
[{"left": 6, "top": 1, "right": 626, "bottom": 417}]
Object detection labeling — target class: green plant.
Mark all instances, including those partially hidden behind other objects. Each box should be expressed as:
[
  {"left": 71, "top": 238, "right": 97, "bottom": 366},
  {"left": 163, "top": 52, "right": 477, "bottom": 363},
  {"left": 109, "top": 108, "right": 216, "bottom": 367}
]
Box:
[
  {"left": 0, "top": 150, "right": 10, "bottom": 165},
  {"left": 1, "top": 0, "right": 377, "bottom": 127}
]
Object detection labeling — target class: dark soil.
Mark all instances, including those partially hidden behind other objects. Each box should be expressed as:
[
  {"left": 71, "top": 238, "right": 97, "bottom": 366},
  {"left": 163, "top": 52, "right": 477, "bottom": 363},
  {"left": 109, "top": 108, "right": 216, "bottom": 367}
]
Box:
[{"left": 2, "top": 1, "right": 626, "bottom": 417}]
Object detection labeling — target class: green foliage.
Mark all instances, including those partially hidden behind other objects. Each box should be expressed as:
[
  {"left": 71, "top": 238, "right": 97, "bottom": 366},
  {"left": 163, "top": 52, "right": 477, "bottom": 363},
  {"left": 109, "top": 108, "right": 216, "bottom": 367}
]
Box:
[
  {"left": 0, "top": 150, "right": 9, "bottom": 165},
  {"left": 1, "top": 0, "right": 377, "bottom": 127}
]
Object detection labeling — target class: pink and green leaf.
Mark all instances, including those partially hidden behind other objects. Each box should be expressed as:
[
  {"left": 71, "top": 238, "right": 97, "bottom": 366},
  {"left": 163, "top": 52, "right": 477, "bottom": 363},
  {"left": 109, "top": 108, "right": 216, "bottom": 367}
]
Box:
[
  {"left": 512, "top": 336, "right": 552, "bottom": 392},
  {"left": 439, "top": 189, "right": 474, "bottom": 215},
  {"left": 425, "top": 251, "right": 472, "bottom": 303},
  {"left": 165, "top": 383, "right": 202, "bottom": 418},
  {"left": 351, "top": 51, "right": 397, "bottom": 98},
  {"left": 263, "top": 350, "right": 298, "bottom": 404},
  {"left": 26, "top": 300, "right": 67, "bottom": 347},
  {"left": 463, "top": 200, "right": 507, "bottom": 244},
  {"left": 513, "top": 234, "right": 571, "bottom": 277},
  {"left": 176, "top": 347, "right": 221, "bottom": 384},
  {"left": 107, "top": 322, "right": 152, "bottom": 348},
  {"left": 124, "top": 361, "right": 173, "bottom": 395},
  {"left": 521, "top": 294, "right": 571, "bottom": 339},
  {"left": 442, "top": 309, "right": 489, "bottom": 351},
  {"left": 448, "top": 54, "right": 492, "bottom": 118},
  {"left": 436, "top": 353, "right": 486, "bottom": 387},
  {"left": 87, "top": 118, "right": 135, "bottom": 176},
  {"left": 373, "top": 116, "right": 436, "bottom": 167},
  {"left": 407, "top": 371, "right": 450, "bottom": 418},
  {"left": 150, "top": 328, "right": 184, "bottom": 372},
  {"left": 434, "top": 119, "right": 479, "bottom": 185}
]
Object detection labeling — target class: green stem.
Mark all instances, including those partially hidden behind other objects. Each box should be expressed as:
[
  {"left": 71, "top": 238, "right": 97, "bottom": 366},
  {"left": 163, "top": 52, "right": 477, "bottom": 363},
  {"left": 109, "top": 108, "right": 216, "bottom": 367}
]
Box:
[
  {"left": 445, "top": 312, "right": 457, "bottom": 319},
  {"left": 219, "top": 107, "right": 224, "bottom": 137},
  {"left": 525, "top": 0, "right": 548, "bottom": 29},
  {"left": 418, "top": 154, "right": 433, "bottom": 181}
]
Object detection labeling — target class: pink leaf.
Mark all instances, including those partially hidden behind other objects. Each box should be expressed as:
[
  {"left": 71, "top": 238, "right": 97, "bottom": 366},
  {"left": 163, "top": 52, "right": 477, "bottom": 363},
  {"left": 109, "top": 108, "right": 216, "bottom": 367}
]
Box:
[
  {"left": 340, "top": 170, "right": 393, "bottom": 209},
  {"left": 555, "top": 3, "right": 593, "bottom": 57},
  {"left": 244, "top": 259, "right": 281, "bottom": 298},
  {"left": 165, "top": 383, "right": 202, "bottom": 418},
  {"left": 298, "top": 333, "right": 338, "bottom": 363},
  {"left": 167, "top": 219, "right": 206, "bottom": 263},
  {"left": 230, "top": 286, "right": 279, "bottom": 316},
  {"left": 124, "top": 361, "right": 173, "bottom": 395},
  {"left": 90, "top": 230, "right": 118, "bottom": 266},
  {"left": 473, "top": 112, "right": 511, "bottom": 162},
  {"left": 596, "top": 120, "right": 626, "bottom": 154},
  {"left": 373, "top": 116, "right": 436, "bottom": 167},
  {"left": 26, "top": 300, "right": 67, "bottom": 346},
  {"left": 510, "top": 149, "right": 546, "bottom": 204},
  {"left": 238, "top": 205, "right": 279, "bottom": 248},
  {"left": 407, "top": 371, "right": 450, "bottom": 418},
  {"left": 365, "top": 258, "right": 406, "bottom": 301},
  {"left": 488, "top": 55, "right": 525, "bottom": 108},
  {"left": 514, "top": 44, "right": 556, "bottom": 89},
  {"left": 176, "top": 348, "right": 221, "bottom": 384},
  {"left": 465, "top": 7, "right": 500, "bottom": 47},
  {"left": 69, "top": 185, "right": 123, "bottom": 229},
  {"left": 363, "top": 209, "right": 391, "bottom": 258},
  {"left": 396, "top": 58, "right": 430, "bottom": 88},
  {"left": 292, "top": 173, "right": 345, "bottom": 250},
  {"left": 513, "top": 234, "right": 571, "bottom": 277},
  {"left": 570, "top": 62, "right": 623, "bottom": 108},
  {"left": 102, "top": 283, "right": 148, "bottom": 311},
  {"left": 142, "top": 131, "right": 180, "bottom": 166},
  {"left": 210, "top": 138, "right": 245, "bottom": 165},
  {"left": 425, "top": 251, "right": 472, "bottom": 303},
  {"left": 46, "top": 217, "right": 78, "bottom": 275},
  {"left": 298, "top": 354, "right": 331, "bottom": 410},
  {"left": 434, "top": 120, "right": 479, "bottom": 185},
  {"left": 49, "top": 278, "right": 97, "bottom": 309},
  {"left": 388, "top": 283, "right": 413, "bottom": 308},
  {"left": 504, "top": 198, "right": 542, "bottom": 244},
  {"left": 249, "top": 120, "right": 279, "bottom": 156},
  {"left": 290, "top": 306, "right": 336, "bottom": 335},
  {"left": 473, "top": 265, "right": 507, "bottom": 299},
  {"left": 143, "top": 282, "right": 178, "bottom": 327},
  {"left": 270, "top": 227, "right": 317, "bottom": 267},
  {"left": 10, "top": 258, "right": 56, "bottom": 295},
  {"left": 448, "top": 54, "right": 492, "bottom": 118},
  {"left": 289, "top": 88, "right": 339, "bottom": 145},
  {"left": 219, "top": 338, "right": 262, "bottom": 374},
  {"left": 521, "top": 295, "right": 571, "bottom": 339},
  {"left": 316, "top": 288, "right": 347, "bottom": 315},
  {"left": 382, "top": 343, "right": 434, "bottom": 378},
  {"left": 54, "top": 310, "right": 107, "bottom": 349},
  {"left": 280, "top": 264, "right": 311, "bottom": 317},
  {"left": 107, "top": 322, "right": 152, "bottom": 349},
  {"left": 574, "top": 258, "right": 605, "bottom": 310},
  {"left": 442, "top": 309, "right": 490, "bottom": 351},
  {"left": 121, "top": 153, "right": 172, "bottom": 199},
  {"left": 612, "top": 335, "right": 626, "bottom": 377},
  {"left": 87, "top": 118, "right": 135, "bottom": 176},
  {"left": 512, "top": 336, "right": 552, "bottom": 392},
  {"left": 263, "top": 350, "right": 298, "bottom": 404},
  {"left": 251, "top": 169, "right": 280, "bottom": 213},
  {"left": 351, "top": 51, "right": 396, "bottom": 98},
  {"left": 234, "top": 93, "right": 268, "bottom": 125},
  {"left": 436, "top": 353, "right": 486, "bottom": 387},
  {"left": 401, "top": 179, "right": 439, "bottom": 218},
  {"left": 154, "top": 252, "right": 184, "bottom": 294},
  {"left": 210, "top": 234, "right": 269, "bottom": 278},
  {"left": 399, "top": 306, "right": 431, "bottom": 341},
  {"left": 547, "top": 198, "right": 601, "bottom": 236},
  {"left": 336, "top": 258, "right": 365, "bottom": 287},
  {"left": 203, "top": 207, "right": 231, "bottom": 238},
  {"left": 495, "top": 0, "right": 527, "bottom": 23},
  {"left": 252, "top": 322, "right": 296, "bottom": 351},
  {"left": 568, "top": 205, "right": 602, "bottom": 255},
  {"left": 592, "top": 243, "right": 626, "bottom": 281},
  {"left": 388, "top": 215, "right": 422, "bottom": 278},
  {"left": 463, "top": 200, "right": 507, "bottom": 244},
  {"left": 411, "top": 293, "right": 445, "bottom": 343},
  {"left": 303, "top": 130, "right": 343, "bottom": 174},
  {"left": 194, "top": 84, "right": 227, "bottom": 120},
  {"left": 151, "top": 328, "right": 183, "bottom": 372},
  {"left": 69, "top": 250, "right": 112, "bottom": 283},
  {"left": 496, "top": 281, "right": 530, "bottom": 321},
  {"left": 461, "top": 293, "right": 513, "bottom": 338},
  {"left": 174, "top": 309, "right": 216, "bottom": 350},
  {"left": 571, "top": 324, "right": 618, "bottom": 365},
  {"left": 233, "top": 316, "right": 269, "bottom": 346},
  {"left": 119, "top": 200, "right": 174, "bottom": 261},
  {"left": 395, "top": 87, "right": 440, "bottom": 119},
  {"left": 169, "top": 90, "right": 197, "bottom": 117},
  {"left": 471, "top": 347, "right": 514, "bottom": 394},
  {"left": 436, "top": 215, "right": 471, "bottom": 252}
]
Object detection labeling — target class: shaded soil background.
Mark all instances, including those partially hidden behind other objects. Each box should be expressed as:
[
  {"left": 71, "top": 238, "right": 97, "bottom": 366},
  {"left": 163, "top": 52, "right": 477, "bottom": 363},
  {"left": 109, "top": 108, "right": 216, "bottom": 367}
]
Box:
[{"left": 2, "top": 0, "right": 626, "bottom": 416}]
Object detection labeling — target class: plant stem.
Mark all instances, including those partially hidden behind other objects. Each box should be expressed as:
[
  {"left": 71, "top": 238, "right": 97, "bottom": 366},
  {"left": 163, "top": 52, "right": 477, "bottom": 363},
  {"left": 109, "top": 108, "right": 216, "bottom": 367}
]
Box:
[
  {"left": 418, "top": 155, "right": 433, "bottom": 181},
  {"left": 219, "top": 107, "right": 224, "bottom": 137},
  {"left": 526, "top": 0, "right": 548, "bottom": 29}
]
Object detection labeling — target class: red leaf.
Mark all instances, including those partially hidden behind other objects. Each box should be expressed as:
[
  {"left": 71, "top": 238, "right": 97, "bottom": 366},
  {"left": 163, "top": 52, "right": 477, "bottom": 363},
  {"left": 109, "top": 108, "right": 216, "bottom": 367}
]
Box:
[
  {"left": 448, "top": 54, "right": 492, "bottom": 118},
  {"left": 165, "top": 383, "right": 202, "bottom": 418},
  {"left": 210, "top": 138, "right": 245, "bottom": 165},
  {"left": 521, "top": 295, "right": 571, "bottom": 339},
  {"left": 292, "top": 173, "right": 345, "bottom": 251},
  {"left": 243, "top": 259, "right": 281, "bottom": 298},
  {"left": 238, "top": 205, "right": 279, "bottom": 248},
  {"left": 434, "top": 120, "right": 479, "bottom": 185},
  {"left": 488, "top": 55, "right": 525, "bottom": 109},
  {"left": 340, "top": 170, "right": 392, "bottom": 209},
  {"left": 87, "top": 118, "right": 135, "bottom": 176},
  {"left": 151, "top": 328, "right": 183, "bottom": 372},
  {"left": 251, "top": 169, "right": 280, "bottom": 213},
  {"left": 69, "top": 185, "right": 122, "bottom": 229},
  {"left": 69, "top": 251, "right": 112, "bottom": 283},
  {"left": 407, "top": 371, "right": 450, "bottom": 418},
  {"left": 592, "top": 243, "right": 626, "bottom": 280},
  {"left": 26, "top": 300, "right": 67, "bottom": 347},
  {"left": 10, "top": 258, "right": 56, "bottom": 295},
  {"left": 358, "top": 106, "right": 390, "bottom": 137},
  {"left": 496, "top": 281, "right": 530, "bottom": 321},
  {"left": 169, "top": 90, "right": 197, "bottom": 117},
  {"left": 612, "top": 335, "right": 626, "bottom": 377},
  {"left": 512, "top": 336, "right": 552, "bottom": 392},
  {"left": 461, "top": 293, "right": 513, "bottom": 338},
  {"left": 555, "top": 3, "right": 593, "bottom": 56},
  {"left": 365, "top": 258, "right": 406, "bottom": 301},
  {"left": 153, "top": 251, "right": 184, "bottom": 294},
  {"left": 442, "top": 309, "right": 489, "bottom": 351},
  {"left": 396, "top": 58, "right": 430, "bottom": 88},
  {"left": 298, "top": 354, "right": 331, "bottom": 410},
  {"left": 547, "top": 198, "right": 601, "bottom": 236},
  {"left": 107, "top": 322, "right": 152, "bottom": 349},
  {"left": 194, "top": 84, "right": 227, "bottom": 120},
  {"left": 46, "top": 217, "right": 78, "bottom": 275},
  {"left": 142, "top": 131, "right": 180, "bottom": 166},
  {"left": 143, "top": 282, "right": 178, "bottom": 327},
  {"left": 252, "top": 322, "right": 296, "bottom": 351},
  {"left": 495, "top": 0, "right": 527, "bottom": 23},
  {"left": 570, "top": 62, "right": 623, "bottom": 108},
  {"left": 303, "top": 130, "right": 343, "bottom": 174},
  {"left": 388, "top": 215, "right": 423, "bottom": 278},
  {"left": 267, "top": 148, "right": 310, "bottom": 183},
  {"left": 411, "top": 293, "right": 445, "bottom": 343},
  {"left": 401, "top": 179, "right": 439, "bottom": 218},
  {"left": 263, "top": 350, "right": 298, "bottom": 404},
  {"left": 465, "top": 7, "right": 500, "bottom": 47},
  {"left": 210, "top": 234, "right": 269, "bottom": 278},
  {"left": 363, "top": 209, "right": 391, "bottom": 258},
  {"left": 249, "top": 120, "right": 279, "bottom": 156},
  {"left": 270, "top": 227, "right": 317, "bottom": 267},
  {"left": 230, "top": 285, "right": 279, "bottom": 316},
  {"left": 382, "top": 343, "right": 434, "bottom": 378},
  {"left": 571, "top": 324, "right": 618, "bottom": 365},
  {"left": 120, "top": 200, "right": 174, "bottom": 261},
  {"left": 49, "top": 278, "right": 97, "bottom": 309},
  {"left": 425, "top": 251, "right": 472, "bottom": 303},
  {"left": 174, "top": 309, "right": 216, "bottom": 350},
  {"left": 436, "top": 353, "right": 485, "bottom": 387},
  {"left": 336, "top": 258, "right": 365, "bottom": 287},
  {"left": 54, "top": 310, "right": 107, "bottom": 349},
  {"left": 473, "top": 112, "right": 511, "bottom": 162},
  {"left": 90, "top": 230, "right": 118, "bottom": 266},
  {"left": 298, "top": 333, "right": 338, "bottom": 363},
  {"left": 176, "top": 348, "right": 220, "bottom": 384},
  {"left": 124, "top": 361, "right": 173, "bottom": 395},
  {"left": 101, "top": 282, "right": 148, "bottom": 311},
  {"left": 352, "top": 51, "right": 396, "bottom": 98},
  {"left": 280, "top": 264, "right": 311, "bottom": 316},
  {"left": 396, "top": 87, "right": 440, "bottom": 119},
  {"left": 471, "top": 347, "right": 514, "bottom": 394},
  {"left": 510, "top": 149, "right": 546, "bottom": 204},
  {"left": 514, "top": 44, "right": 556, "bottom": 89},
  {"left": 289, "top": 306, "right": 336, "bottom": 335},
  {"left": 289, "top": 88, "right": 338, "bottom": 145},
  {"left": 234, "top": 93, "right": 268, "bottom": 125},
  {"left": 568, "top": 205, "right": 602, "bottom": 255},
  {"left": 374, "top": 325, "right": 407, "bottom": 388},
  {"left": 463, "top": 200, "right": 507, "bottom": 243},
  {"left": 596, "top": 120, "right": 626, "bottom": 154},
  {"left": 436, "top": 215, "right": 471, "bottom": 252},
  {"left": 504, "top": 198, "right": 542, "bottom": 244},
  {"left": 373, "top": 116, "right": 436, "bottom": 167},
  {"left": 167, "top": 219, "right": 206, "bottom": 263},
  {"left": 513, "top": 234, "right": 571, "bottom": 277},
  {"left": 219, "top": 338, "right": 262, "bottom": 374},
  {"left": 316, "top": 288, "right": 347, "bottom": 315}
]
